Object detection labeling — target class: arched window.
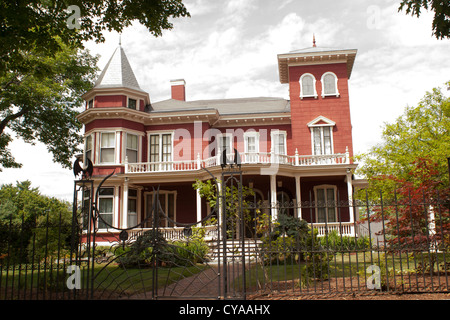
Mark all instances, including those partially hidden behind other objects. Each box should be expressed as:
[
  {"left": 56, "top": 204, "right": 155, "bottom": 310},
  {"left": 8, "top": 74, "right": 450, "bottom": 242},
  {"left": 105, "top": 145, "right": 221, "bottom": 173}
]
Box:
[
  {"left": 321, "top": 72, "right": 339, "bottom": 97},
  {"left": 300, "top": 73, "right": 318, "bottom": 99}
]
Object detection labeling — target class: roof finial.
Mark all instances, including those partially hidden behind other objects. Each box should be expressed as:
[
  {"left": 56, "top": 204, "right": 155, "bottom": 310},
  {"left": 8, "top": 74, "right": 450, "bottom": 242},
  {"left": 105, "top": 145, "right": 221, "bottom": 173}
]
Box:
[
  {"left": 119, "top": 33, "right": 122, "bottom": 46},
  {"left": 313, "top": 34, "right": 316, "bottom": 47}
]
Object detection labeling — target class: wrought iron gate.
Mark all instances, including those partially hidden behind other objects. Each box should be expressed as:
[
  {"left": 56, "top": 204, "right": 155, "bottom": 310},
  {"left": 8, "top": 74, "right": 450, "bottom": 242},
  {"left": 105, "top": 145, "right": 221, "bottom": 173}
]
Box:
[{"left": 71, "top": 161, "right": 248, "bottom": 300}]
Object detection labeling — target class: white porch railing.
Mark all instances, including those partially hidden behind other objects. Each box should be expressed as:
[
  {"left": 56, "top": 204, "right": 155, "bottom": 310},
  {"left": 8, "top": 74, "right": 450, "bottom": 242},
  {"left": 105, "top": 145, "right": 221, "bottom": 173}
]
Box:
[
  {"left": 313, "top": 222, "right": 357, "bottom": 237},
  {"left": 125, "top": 148, "right": 350, "bottom": 174},
  {"left": 128, "top": 225, "right": 219, "bottom": 242},
  {"left": 127, "top": 223, "right": 358, "bottom": 242}
]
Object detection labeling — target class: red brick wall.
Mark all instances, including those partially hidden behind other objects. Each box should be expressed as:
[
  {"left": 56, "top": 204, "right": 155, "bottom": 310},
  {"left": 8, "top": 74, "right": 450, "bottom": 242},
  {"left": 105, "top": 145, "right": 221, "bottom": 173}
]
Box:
[
  {"left": 171, "top": 85, "right": 186, "bottom": 101},
  {"left": 289, "top": 63, "right": 354, "bottom": 160}
]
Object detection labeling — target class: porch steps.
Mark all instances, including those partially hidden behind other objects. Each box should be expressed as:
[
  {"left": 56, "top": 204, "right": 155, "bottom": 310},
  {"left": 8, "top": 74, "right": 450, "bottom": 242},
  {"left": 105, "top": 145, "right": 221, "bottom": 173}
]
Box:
[{"left": 207, "top": 239, "right": 262, "bottom": 262}]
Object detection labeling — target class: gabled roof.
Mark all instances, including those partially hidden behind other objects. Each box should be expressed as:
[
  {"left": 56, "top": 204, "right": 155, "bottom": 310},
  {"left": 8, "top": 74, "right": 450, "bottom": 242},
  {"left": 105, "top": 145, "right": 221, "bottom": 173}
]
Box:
[{"left": 94, "top": 45, "right": 143, "bottom": 92}]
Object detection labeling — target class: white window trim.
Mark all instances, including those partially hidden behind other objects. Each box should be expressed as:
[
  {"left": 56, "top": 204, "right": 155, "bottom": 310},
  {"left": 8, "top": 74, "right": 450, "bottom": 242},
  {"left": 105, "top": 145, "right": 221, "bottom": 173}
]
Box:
[
  {"left": 144, "top": 190, "right": 177, "bottom": 228},
  {"left": 147, "top": 130, "right": 174, "bottom": 163},
  {"left": 321, "top": 72, "right": 340, "bottom": 98},
  {"left": 270, "top": 130, "right": 287, "bottom": 155},
  {"left": 244, "top": 131, "right": 260, "bottom": 153},
  {"left": 124, "top": 132, "right": 142, "bottom": 164},
  {"left": 127, "top": 96, "right": 139, "bottom": 110},
  {"left": 97, "top": 187, "right": 115, "bottom": 231},
  {"left": 99, "top": 131, "right": 117, "bottom": 164},
  {"left": 127, "top": 188, "right": 139, "bottom": 227},
  {"left": 313, "top": 185, "right": 338, "bottom": 223},
  {"left": 308, "top": 116, "right": 335, "bottom": 156},
  {"left": 84, "top": 134, "right": 93, "bottom": 164},
  {"left": 217, "top": 132, "right": 234, "bottom": 155},
  {"left": 299, "top": 73, "right": 318, "bottom": 99}
]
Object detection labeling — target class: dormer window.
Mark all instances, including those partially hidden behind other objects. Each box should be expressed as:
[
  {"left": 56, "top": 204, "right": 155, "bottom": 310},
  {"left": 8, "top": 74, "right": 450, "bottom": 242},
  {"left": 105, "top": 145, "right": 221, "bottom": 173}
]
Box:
[
  {"left": 300, "top": 73, "right": 318, "bottom": 99},
  {"left": 321, "top": 72, "right": 339, "bottom": 97}
]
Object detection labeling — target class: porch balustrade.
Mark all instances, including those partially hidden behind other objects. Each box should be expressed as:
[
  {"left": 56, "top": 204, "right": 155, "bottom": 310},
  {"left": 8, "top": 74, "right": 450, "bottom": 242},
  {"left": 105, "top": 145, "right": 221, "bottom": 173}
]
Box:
[
  {"left": 126, "top": 222, "right": 358, "bottom": 242},
  {"left": 125, "top": 149, "right": 350, "bottom": 174}
]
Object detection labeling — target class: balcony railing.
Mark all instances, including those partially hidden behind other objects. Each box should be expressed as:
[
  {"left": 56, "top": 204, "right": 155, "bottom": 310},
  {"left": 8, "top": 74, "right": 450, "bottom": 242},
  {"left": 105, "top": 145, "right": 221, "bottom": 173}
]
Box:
[{"left": 125, "top": 149, "right": 350, "bottom": 174}]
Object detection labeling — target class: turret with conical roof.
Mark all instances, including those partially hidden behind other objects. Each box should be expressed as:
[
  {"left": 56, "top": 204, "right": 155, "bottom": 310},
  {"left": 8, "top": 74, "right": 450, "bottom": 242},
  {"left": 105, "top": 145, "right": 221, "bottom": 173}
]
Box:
[{"left": 81, "top": 44, "right": 150, "bottom": 111}]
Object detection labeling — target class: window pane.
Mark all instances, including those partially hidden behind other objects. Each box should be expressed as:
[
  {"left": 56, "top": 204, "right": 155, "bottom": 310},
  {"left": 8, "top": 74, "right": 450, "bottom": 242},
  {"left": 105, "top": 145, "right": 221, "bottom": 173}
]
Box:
[
  {"left": 128, "top": 98, "right": 137, "bottom": 110},
  {"left": 162, "top": 134, "right": 172, "bottom": 161},
  {"left": 323, "top": 127, "right": 332, "bottom": 154},
  {"left": 101, "top": 133, "right": 115, "bottom": 148},
  {"left": 101, "top": 148, "right": 115, "bottom": 163},
  {"left": 129, "top": 189, "right": 137, "bottom": 197},
  {"left": 126, "top": 149, "right": 138, "bottom": 163},
  {"left": 313, "top": 128, "right": 322, "bottom": 155},
  {"left": 99, "top": 198, "right": 113, "bottom": 213},
  {"left": 99, "top": 188, "right": 114, "bottom": 196},
  {"left": 247, "top": 136, "right": 256, "bottom": 153},
  {"left": 98, "top": 213, "right": 112, "bottom": 229},
  {"left": 302, "top": 76, "right": 314, "bottom": 96},
  {"left": 324, "top": 74, "right": 336, "bottom": 94},
  {"left": 150, "top": 135, "right": 160, "bottom": 162},
  {"left": 127, "top": 134, "right": 138, "bottom": 150}
]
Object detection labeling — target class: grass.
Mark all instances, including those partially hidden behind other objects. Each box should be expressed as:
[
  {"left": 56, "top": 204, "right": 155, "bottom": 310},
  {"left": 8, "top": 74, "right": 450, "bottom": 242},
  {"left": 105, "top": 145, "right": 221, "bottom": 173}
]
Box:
[
  {"left": 238, "top": 251, "right": 450, "bottom": 291},
  {"left": 0, "top": 261, "right": 209, "bottom": 298}
]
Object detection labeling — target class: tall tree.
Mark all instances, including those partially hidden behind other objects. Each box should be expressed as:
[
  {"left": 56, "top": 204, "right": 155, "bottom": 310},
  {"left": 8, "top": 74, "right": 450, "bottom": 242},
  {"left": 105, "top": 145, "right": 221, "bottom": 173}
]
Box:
[
  {"left": 398, "top": 0, "right": 450, "bottom": 39},
  {"left": 0, "top": 38, "right": 98, "bottom": 170},
  {"left": 355, "top": 81, "right": 450, "bottom": 195},
  {"left": 0, "top": 0, "right": 190, "bottom": 75},
  {"left": 0, "top": 0, "right": 190, "bottom": 170}
]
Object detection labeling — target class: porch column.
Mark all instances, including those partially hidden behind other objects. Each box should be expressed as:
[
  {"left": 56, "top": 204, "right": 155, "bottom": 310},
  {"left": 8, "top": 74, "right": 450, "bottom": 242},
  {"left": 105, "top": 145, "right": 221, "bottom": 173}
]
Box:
[
  {"left": 196, "top": 186, "right": 202, "bottom": 226},
  {"left": 295, "top": 175, "right": 302, "bottom": 220},
  {"left": 122, "top": 179, "right": 128, "bottom": 229},
  {"left": 216, "top": 177, "right": 223, "bottom": 226},
  {"left": 270, "top": 175, "right": 277, "bottom": 221},
  {"left": 346, "top": 170, "right": 355, "bottom": 226}
]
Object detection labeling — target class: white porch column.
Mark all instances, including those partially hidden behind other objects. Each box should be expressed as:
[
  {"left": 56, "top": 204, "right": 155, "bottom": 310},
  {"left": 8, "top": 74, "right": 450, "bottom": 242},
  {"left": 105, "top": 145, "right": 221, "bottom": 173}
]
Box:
[
  {"left": 295, "top": 175, "right": 302, "bottom": 220},
  {"left": 196, "top": 186, "right": 202, "bottom": 226},
  {"left": 346, "top": 170, "right": 355, "bottom": 227},
  {"left": 122, "top": 179, "right": 128, "bottom": 229},
  {"left": 270, "top": 175, "right": 277, "bottom": 221},
  {"left": 216, "top": 177, "right": 223, "bottom": 226}
]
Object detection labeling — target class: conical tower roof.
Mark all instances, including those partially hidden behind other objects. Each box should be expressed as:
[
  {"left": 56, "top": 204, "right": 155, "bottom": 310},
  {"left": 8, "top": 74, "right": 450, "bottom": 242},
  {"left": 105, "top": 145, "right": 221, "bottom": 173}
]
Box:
[{"left": 94, "top": 45, "right": 143, "bottom": 92}]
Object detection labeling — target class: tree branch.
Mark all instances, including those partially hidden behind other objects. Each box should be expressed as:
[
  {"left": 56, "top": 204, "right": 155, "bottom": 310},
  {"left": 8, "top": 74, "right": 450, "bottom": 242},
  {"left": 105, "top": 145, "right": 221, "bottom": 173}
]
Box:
[{"left": 0, "top": 107, "right": 29, "bottom": 135}]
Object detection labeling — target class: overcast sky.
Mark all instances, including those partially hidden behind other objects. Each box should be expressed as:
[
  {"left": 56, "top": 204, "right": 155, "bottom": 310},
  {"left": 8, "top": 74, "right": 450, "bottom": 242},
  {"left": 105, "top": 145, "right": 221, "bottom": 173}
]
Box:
[{"left": 1, "top": 0, "right": 449, "bottom": 200}]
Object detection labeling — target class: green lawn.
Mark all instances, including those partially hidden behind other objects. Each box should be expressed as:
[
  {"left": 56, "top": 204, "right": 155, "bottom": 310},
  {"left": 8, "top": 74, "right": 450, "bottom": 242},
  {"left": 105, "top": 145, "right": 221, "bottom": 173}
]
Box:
[
  {"left": 239, "top": 251, "right": 450, "bottom": 290},
  {"left": 0, "top": 262, "right": 208, "bottom": 298}
]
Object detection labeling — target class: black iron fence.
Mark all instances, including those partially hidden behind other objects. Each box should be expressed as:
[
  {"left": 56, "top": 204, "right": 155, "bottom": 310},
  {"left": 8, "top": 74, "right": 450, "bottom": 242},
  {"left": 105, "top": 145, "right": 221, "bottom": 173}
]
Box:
[{"left": 0, "top": 189, "right": 449, "bottom": 299}]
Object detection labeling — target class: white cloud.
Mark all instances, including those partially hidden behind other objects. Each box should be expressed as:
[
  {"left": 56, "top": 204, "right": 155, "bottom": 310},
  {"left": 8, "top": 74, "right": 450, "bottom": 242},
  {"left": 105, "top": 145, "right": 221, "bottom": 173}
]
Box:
[{"left": 3, "top": 0, "right": 449, "bottom": 200}]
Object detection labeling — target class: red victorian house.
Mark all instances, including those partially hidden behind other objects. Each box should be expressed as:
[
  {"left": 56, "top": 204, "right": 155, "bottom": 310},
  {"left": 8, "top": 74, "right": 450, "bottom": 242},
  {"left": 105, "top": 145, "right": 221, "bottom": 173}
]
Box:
[{"left": 77, "top": 42, "right": 363, "bottom": 243}]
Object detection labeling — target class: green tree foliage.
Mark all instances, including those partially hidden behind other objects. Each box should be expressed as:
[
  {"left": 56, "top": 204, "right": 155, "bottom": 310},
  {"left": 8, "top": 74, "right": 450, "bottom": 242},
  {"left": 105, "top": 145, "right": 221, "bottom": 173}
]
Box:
[
  {"left": 398, "top": 0, "right": 450, "bottom": 39},
  {"left": 0, "top": 181, "right": 72, "bottom": 263},
  {"left": 355, "top": 81, "right": 450, "bottom": 196},
  {"left": 0, "top": 0, "right": 190, "bottom": 170},
  {"left": 0, "top": 38, "right": 99, "bottom": 170},
  {"left": 0, "top": 0, "right": 190, "bottom": 75}
]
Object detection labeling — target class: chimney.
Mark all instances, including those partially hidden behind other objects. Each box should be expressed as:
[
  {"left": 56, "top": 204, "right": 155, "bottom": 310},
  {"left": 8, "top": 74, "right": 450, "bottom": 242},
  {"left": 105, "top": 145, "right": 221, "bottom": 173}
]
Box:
[{"left": 170, "top": 79, "right": 186, "bottom": 101}]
